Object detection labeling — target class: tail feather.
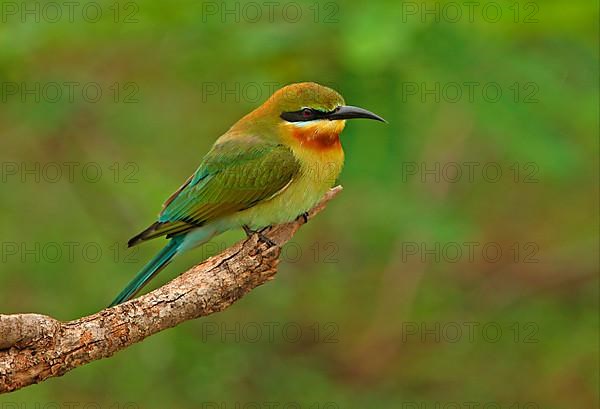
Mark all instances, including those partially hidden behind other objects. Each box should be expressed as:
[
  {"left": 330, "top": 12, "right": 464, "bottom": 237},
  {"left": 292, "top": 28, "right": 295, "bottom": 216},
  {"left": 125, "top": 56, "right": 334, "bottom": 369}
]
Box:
[
  {"left": 128, "top": 221, "right": 193, "bottom": 248},
  {"left": 109, "top": 238, "right": 182, "bottom": 307}
]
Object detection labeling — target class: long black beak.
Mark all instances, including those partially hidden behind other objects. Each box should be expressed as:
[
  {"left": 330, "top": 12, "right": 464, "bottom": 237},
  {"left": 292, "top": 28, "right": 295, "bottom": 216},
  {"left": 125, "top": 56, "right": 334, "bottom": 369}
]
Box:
[{"left": 327, "top": 105, "right": 387, "bottom": 123}]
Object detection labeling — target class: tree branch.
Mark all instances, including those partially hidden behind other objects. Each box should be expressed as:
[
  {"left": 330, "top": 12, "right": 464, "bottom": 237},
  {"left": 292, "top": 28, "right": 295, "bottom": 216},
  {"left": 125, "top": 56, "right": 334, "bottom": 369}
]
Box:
[{"left": 0, "top": 186, "right": 342, "bottom": 394}]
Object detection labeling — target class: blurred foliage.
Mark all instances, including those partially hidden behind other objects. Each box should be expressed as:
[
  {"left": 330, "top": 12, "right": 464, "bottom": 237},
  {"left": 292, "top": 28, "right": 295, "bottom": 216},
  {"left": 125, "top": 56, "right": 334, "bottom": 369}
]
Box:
[{"left": 0, "top": 0, "right": 598, "bottom": 408}]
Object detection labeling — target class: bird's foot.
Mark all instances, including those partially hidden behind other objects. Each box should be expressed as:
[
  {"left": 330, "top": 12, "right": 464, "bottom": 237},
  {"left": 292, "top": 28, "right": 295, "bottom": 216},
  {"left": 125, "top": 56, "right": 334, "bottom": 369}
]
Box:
[
  {"left": 243, "top": 225, "right": 276, "bottom": 247},
  {"left": 299, "top": 212, "right": 309, "bottom": 224}
]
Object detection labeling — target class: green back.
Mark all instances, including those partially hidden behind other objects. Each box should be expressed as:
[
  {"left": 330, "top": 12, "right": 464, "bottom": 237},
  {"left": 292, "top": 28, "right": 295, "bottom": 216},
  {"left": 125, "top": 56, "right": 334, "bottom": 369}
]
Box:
[{"left": 156, "top": 137, "right": 300, "bottom": 233}]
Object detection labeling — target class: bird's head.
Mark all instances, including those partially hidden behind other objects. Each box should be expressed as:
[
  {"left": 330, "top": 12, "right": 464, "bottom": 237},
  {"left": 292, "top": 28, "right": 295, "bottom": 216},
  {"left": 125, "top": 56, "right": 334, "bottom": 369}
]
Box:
[{"left": 235, "top": 82, "right": 385, "bottom": 149}]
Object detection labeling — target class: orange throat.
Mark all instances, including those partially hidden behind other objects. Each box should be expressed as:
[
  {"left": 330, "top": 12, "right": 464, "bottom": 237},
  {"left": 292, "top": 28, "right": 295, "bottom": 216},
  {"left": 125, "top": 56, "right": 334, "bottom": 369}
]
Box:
[{"left": 286, "top": 120, "right": 345, "bottom": 151}]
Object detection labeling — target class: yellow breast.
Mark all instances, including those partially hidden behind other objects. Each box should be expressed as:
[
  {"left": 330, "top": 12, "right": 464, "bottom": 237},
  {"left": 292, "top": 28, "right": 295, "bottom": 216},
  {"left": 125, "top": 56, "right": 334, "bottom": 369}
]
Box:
[{"left": 230, "top": 120, "right": 345, "bottom": 228}]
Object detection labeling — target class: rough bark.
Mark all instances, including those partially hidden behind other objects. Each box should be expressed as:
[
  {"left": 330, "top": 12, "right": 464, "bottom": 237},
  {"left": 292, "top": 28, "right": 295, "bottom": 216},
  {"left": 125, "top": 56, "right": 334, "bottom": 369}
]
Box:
[{"left": 0, "top": 186, "right": 342, "bottom": 394}]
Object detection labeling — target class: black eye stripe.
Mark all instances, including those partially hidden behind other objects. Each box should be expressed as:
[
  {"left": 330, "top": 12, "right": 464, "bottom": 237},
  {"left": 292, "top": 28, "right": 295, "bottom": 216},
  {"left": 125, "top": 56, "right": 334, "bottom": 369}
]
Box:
[{"left": 280, "top": 107, "right": 337, "bottom": 122}]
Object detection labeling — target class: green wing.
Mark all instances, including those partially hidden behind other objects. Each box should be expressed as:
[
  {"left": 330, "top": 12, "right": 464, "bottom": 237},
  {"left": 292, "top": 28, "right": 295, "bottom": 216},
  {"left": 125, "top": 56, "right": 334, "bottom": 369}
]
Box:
[{"left": 128, "top": 138, "right": 300, "bottom": 246}]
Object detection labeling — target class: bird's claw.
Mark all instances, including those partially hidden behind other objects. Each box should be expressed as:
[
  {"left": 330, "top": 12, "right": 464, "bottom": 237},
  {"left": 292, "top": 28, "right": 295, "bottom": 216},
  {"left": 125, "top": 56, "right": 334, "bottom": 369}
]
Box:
[
  {"left": 300, "top": 212, "right": 309, "bottom": 224},
  {"left": 243, "top": 225, "right": 277, "bottom": 247}
]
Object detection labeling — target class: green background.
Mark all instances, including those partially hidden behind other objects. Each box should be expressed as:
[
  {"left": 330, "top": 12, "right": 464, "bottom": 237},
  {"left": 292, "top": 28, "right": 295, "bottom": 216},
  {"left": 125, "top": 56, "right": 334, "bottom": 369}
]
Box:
[{"left": 0, "top": 0, "right": 598, "bottom": 408}]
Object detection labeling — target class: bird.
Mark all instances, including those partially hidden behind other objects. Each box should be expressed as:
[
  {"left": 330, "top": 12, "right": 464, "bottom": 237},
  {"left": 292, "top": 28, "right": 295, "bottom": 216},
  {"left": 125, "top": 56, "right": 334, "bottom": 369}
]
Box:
[{"left": 110, "top": 82, "right": 385, "bottom": 306}]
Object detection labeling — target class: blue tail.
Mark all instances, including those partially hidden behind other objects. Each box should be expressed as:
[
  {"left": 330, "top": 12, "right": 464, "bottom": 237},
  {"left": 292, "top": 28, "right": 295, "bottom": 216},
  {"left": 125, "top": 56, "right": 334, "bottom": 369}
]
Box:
[{"left": 109, "top": 237, "right": 183, "bottom": 307}]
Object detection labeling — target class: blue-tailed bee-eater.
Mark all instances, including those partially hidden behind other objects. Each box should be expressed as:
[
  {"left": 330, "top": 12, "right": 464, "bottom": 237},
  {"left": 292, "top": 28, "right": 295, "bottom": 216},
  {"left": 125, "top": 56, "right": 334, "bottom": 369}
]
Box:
[{"left": 110, "top": 82, "right": 385, "bottom": 306}]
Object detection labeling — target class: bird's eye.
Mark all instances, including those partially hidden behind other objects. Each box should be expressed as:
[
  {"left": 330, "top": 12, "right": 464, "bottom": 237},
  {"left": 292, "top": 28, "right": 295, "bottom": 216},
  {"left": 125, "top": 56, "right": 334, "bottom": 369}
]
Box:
[{"left": 302, "top": 108, "right": 313, "bottom": 119}]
